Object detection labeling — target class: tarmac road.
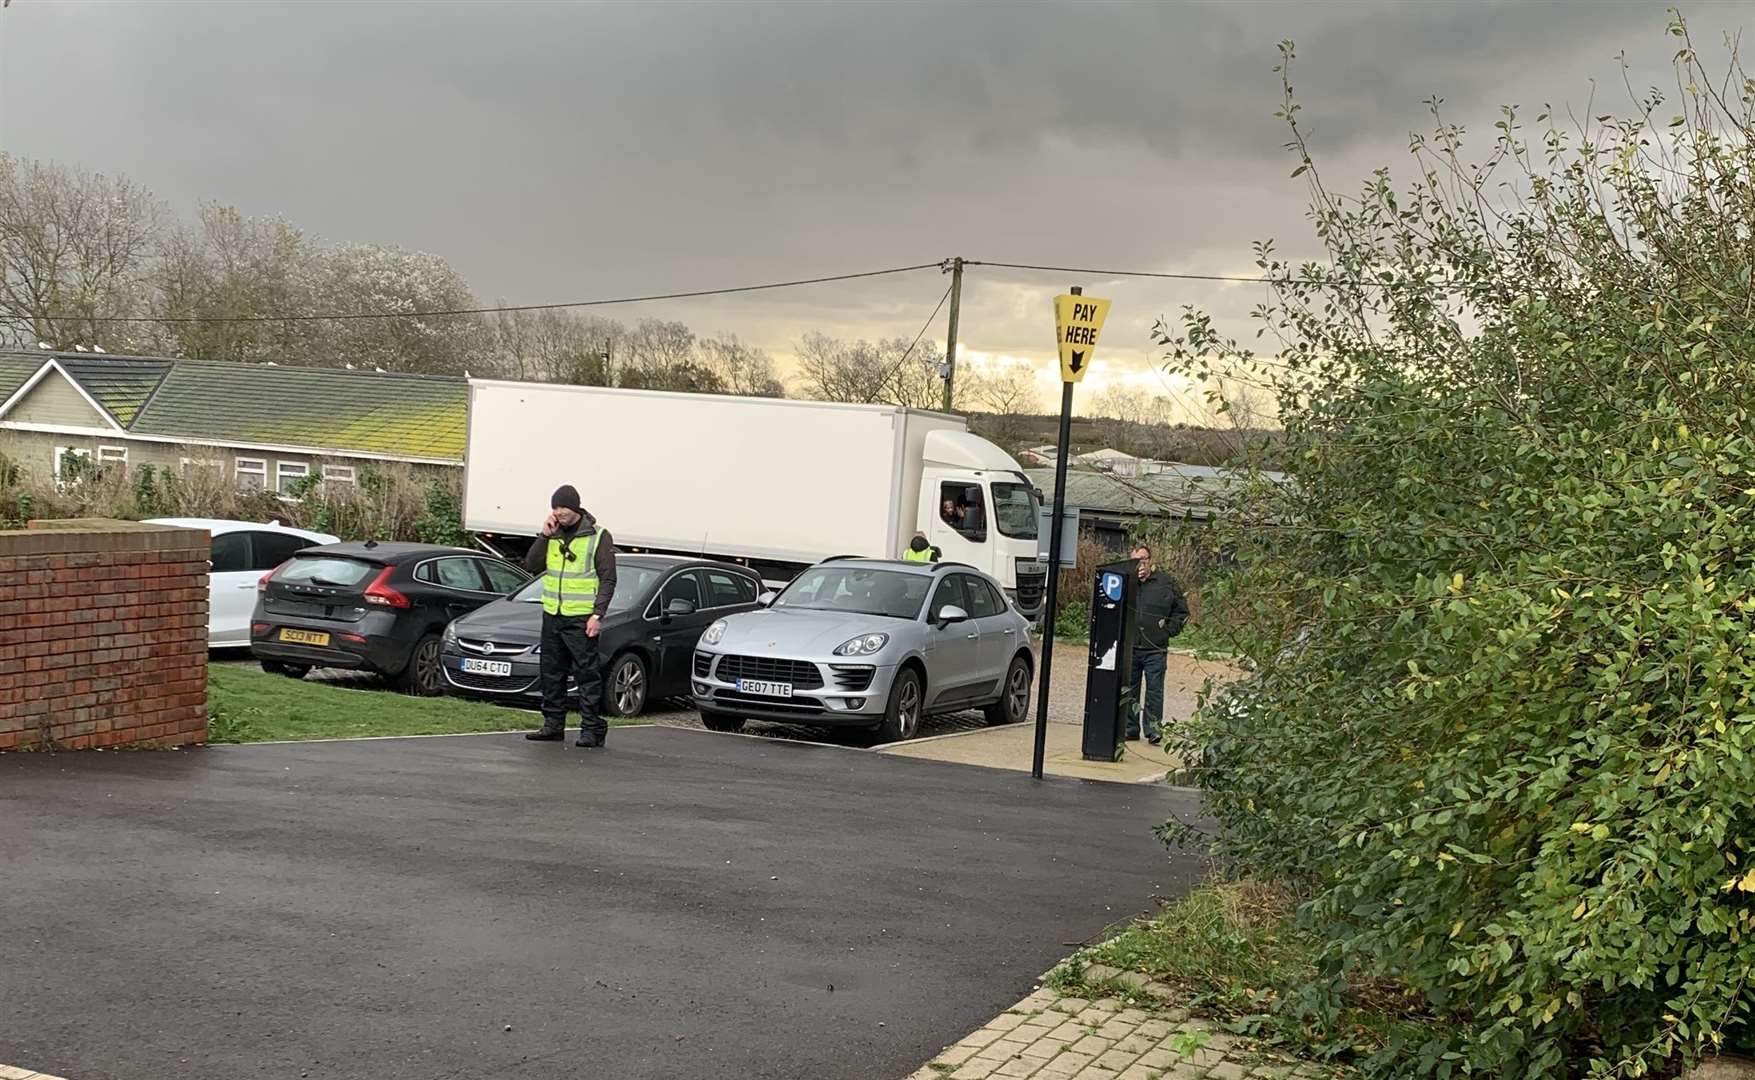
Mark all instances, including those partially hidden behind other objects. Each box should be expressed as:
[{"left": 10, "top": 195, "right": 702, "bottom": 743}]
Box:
[{"left": 0, "top": 726, "right": 1203, "bottom": 1080}]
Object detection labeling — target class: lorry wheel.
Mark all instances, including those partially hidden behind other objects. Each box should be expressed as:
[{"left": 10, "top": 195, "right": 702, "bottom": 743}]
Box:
[
  {"left": 606, "top": 652, "right": 648, "bottom": 717},
  {"left": 874, "top": 668, "right": 923, "bottom": 743},
  {"left": 260, "top": 660, "right": 309, "bottom": 679},
  {"left": 701, "top": 712, "right": 745, "bottom": 733},
  {"left": 984, "top": 655, "right": 1031, "bottom": 726}
]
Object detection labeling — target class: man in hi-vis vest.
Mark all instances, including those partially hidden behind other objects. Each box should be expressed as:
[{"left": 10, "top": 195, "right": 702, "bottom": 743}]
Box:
[{"left": 523, "top": 485, "right": 618, "bottom": 747}]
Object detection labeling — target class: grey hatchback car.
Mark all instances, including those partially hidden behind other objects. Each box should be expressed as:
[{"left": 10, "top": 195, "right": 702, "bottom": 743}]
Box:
[{"left": 689, "top": 557, "right": 1035, "bottom": 742}]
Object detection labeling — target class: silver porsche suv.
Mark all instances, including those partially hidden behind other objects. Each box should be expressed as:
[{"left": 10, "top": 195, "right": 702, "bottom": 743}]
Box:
[{"left": 690, "top": 557, "right": 1035, "bottom": 742}]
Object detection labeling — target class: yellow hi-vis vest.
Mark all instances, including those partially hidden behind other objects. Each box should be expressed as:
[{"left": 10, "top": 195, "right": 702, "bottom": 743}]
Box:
[
  {"left": 541, "top": 532, "right": 600, "bottom": 616},
  {"left": 902, "top": 546, "right": 934, "bottom": 563}
]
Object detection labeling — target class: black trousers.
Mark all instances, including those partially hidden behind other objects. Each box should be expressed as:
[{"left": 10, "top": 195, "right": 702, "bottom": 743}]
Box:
[{"left": 539, "top": 612, "right": 606, "bottom": 741}]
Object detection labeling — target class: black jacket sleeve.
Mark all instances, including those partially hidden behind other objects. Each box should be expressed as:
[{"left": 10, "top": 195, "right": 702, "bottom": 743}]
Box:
[
  {"left": 524, "top": 535, "right": 548, "bottom": 574},
  {"left": 592, "top": 528, "right": 617, "bottom": 614},
  {"left": 1165, "top": 577, "right": 1189, "bottom": 638}
]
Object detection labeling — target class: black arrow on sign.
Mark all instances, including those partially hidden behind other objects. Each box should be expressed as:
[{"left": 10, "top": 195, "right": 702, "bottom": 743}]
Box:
[{"left": 1069, "top": 349, "right": 1086, "bottom": 372}]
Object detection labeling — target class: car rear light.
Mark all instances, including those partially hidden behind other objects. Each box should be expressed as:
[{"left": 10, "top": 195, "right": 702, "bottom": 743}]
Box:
[
  {"left": 340, "top": 632, "right": 368, "bottom": 645},
  {"left": 363, "top": 566, "right": 411, "bottom": 609},
  {"left": 251, "top": 622, "right": 269, "bottom": 635},
  {"left": 258, "top": 561, "right": 287, "bottom": 592}
]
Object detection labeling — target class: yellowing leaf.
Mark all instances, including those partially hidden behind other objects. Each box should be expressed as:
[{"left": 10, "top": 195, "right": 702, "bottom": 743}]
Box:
[
  {"left": 1679, "top": 423, "right": 1691, "bottom": 439},
  {"left": 1737, "top": 868, "right": 1755, "bottom": 893},
  {"left": 1571, "top": 821, "right": 1593, "bottom": 834},
  {"left": 1450, "top": 572, "right": 1464, "bottom": 593},
  {"left": 1655, "top": 764, "right": 1672, "bottom": 785},
  {"left": 1572, "top": 900, "right": 1588, "bottom": 919}
]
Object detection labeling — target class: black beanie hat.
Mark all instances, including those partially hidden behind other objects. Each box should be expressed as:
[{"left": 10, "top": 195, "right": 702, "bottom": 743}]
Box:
[
  {"left": 910, "top": 534, "right": 930, "bottom": 552},
  {"left": 551, "top": 484, "right": 582, "bottom": 513}
]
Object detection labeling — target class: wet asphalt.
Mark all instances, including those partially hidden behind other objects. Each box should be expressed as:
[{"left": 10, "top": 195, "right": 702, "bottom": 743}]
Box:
[{"left": 0, "top": 726, "right": 1203, "bottom": 1080}]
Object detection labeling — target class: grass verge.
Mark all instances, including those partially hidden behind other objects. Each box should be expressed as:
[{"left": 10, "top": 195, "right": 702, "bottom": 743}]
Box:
[
  {"left": 207, "top": 664, "right": 640, "bottom": 743},
  {"left": 1049, "top": 881, "right": 1439, "bottom": 1068}
]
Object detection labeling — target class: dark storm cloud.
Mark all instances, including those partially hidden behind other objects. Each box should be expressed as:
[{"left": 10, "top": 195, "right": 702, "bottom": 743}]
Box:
[{"left": 0, "top": 0, "right": 1739, "bottom": 405}]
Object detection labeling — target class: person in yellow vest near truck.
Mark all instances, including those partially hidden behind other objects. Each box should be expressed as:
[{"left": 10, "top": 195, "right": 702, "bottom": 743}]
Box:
[
  {"left": 902, "top": 532, "right": 941, "bottom": 563},
  {"left": 523, "top": 485, "right": 618, "bottom": 747}
]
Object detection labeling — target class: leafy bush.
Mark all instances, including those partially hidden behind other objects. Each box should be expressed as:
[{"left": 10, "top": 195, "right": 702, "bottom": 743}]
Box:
[
  {"left": 1158, "top": 21, "right": 1755, "bottom": 1078},
  {"left": 1054, "top": 597, "right": 1091, "bottom": 644}
]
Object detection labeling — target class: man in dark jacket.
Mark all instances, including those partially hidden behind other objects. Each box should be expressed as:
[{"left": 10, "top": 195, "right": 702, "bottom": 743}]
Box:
[
  {"left": 1126, "top": 544, "right": 1188, "bottom": 745},
  {"left": 523, "top": 485, "right": 618, "bottom": 747}
]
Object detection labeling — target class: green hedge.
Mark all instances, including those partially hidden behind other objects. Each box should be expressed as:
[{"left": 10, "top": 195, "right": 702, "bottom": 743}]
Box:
[{"left": 1159, "top": 24, "right": 1755, "bottom": 1077}]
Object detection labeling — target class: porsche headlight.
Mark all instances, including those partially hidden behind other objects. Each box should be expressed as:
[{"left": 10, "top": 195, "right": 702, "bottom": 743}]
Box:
[
  {"left": 703, "top": 619, "right": 729, "bottom": 646},
  {"left": 833, "top": 633, "right": 890, "bottom": 657}
]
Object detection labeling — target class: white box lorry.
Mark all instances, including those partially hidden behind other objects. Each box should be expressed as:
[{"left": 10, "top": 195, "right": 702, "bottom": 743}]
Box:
[{"left": 462, "top": 379, "right": 1047, "bottom": 616}]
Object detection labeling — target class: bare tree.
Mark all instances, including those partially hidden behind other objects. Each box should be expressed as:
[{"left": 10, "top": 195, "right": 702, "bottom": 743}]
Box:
[
  {"left": 962, "top": 359, "right": 1042, "bottom": 449},
  {"left": 148, "top": 204, "right": 315, "bottom": 361},
  {"left": 0, "top": 153, "right": 161, "bottom": 350},
  {"left": 489, "top": 308, "right": 619, "bottom": 384},
  {"left": 1088, "top": 385, "right": 1185, "bottom": 459},
  {"left": 794, "top": 331, "right": 945, "bottom": 409},
  {"left": 699, "top": 332, "right": 783, "bottom": 397}
]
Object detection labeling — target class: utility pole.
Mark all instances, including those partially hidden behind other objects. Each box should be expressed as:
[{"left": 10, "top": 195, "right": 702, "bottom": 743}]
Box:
[{"left": 941, "top": 257, "right": 964, "bottom": 412}]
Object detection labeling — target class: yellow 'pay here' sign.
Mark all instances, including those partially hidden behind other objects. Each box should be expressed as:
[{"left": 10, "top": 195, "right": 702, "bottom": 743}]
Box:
[{"left": 1054, "top": 294, "right": 1111, "bottom": 383}]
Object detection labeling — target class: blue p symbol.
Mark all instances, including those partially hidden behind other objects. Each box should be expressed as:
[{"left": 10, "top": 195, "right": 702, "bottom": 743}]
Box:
[{"left": 1101, "top": 572, "right": 1124, "bottom": 603}]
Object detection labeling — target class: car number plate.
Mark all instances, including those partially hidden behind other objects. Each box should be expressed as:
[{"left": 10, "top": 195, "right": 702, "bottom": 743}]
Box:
[
  {"left": 460, "top": 657, "right": 513, "bottom": 677},
  {"left": 278, "top": 628, "right": 330, "bottom": 646},
  {"left": 737, "top": 679, "right": 793, "bottom": 698}
]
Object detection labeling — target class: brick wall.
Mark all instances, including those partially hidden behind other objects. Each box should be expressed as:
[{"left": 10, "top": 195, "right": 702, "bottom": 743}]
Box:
[{"left": 0, "top": 519, "right": 210, "bottom": 750}]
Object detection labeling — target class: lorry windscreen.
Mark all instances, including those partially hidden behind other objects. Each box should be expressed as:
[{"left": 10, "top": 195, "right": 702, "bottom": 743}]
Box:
[{"left": 991, "top": 482, "right": 1040, "bottom": 539}]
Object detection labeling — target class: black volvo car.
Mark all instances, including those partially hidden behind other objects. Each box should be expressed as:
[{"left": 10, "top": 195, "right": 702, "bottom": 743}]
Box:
[
  {"left": 251, "top": 541, "right": 531, "bottom": 695},
  {"left": 439, "top": 555, "right": 763, "bottom": 716}
]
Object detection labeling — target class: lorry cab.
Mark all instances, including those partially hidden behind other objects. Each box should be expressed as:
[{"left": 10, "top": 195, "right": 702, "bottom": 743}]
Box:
[{"left": 917, "top": 430, "right": 1047, "bottom": 619}]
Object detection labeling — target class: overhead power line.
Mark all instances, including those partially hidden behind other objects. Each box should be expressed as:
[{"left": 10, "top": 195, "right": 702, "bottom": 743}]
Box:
[
  {"left": 65, "top": 262, "right": 944, "bottom": 325},
  {"left": 864, "top": 282, "right": 954, "bottom": 403},
  {"left": 965, "top": 259, "right": 1455, "bottom": 290},
  {"left": 38, "top": 255, "right": 1419, "bottom": 333},
  {"left": 964, "top": 259, "right": 1282, "bottom": 284}
]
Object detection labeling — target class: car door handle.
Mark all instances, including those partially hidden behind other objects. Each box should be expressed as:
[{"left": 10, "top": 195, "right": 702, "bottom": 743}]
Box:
[
  {"left": 965, "top": 632, "right": 978, "bottom": 640},
  {"left": 236, "top": 582, "right": 256, "bottom": 589},
  {"left": 1003, "top": 628, "right": 1016, "bottom": 635}
]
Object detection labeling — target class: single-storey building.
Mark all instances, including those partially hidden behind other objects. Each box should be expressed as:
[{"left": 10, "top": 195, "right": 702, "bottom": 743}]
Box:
[
  {"left": 0, "top": 351, "right": 466, "bottom": 492},
  {"left": 1027, "top": 463, "right": 1286, "bottom": 548}
]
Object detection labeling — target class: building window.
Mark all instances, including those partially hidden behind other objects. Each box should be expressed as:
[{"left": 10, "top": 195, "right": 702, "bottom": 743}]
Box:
[
  {"left": 276, "top": 461, "right": 310, "bottom": 498},
  {"left": 97, "top": 446, "right": 128, "bottom": 473},
  {"left": 52, "top": 446, "right": 93, "bottom": 487},
  {"left": 235, "top": 457, "right": 267, "bottom": 493},
  {"left": 181, "top": 457, "right": 223, "bottom": 482},
  {"left": 322, "top": 464, "right": 356, "bottom": 486}
]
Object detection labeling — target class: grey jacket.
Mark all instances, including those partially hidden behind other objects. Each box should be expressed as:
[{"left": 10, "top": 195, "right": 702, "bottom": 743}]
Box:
[{"left": 525, "top": 511, "right": 617, "bottom": 614}]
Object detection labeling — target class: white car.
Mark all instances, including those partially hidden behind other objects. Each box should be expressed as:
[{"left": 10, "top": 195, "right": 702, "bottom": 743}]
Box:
[{"left": 144, "top": 517, "right": 339, "bottom": 648}]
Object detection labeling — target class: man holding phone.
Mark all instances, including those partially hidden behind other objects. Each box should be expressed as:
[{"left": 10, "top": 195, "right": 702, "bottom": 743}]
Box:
[{"left": 523, "top": 484, "right": 618, "bottom": 747}]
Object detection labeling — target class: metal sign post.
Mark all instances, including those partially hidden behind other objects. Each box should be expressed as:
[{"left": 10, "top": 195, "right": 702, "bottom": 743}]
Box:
[{"left": 1032, "top": 285, "right": 1112, "bottom": 780}]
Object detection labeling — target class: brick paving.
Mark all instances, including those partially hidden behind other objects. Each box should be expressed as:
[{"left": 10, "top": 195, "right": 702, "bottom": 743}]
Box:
[{"left": 904, "top": 987, "right": 1332, "bottom": 1080}]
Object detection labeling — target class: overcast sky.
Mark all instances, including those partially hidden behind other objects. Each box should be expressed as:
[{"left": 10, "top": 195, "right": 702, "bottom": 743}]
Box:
[{"left": 2, "top": 0, "right": 1747, "bottom": 415}]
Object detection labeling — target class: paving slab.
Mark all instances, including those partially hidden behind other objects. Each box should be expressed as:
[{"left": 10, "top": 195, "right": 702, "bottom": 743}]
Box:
[
  {"left": 904, "top": 986, "right": 1338, "bottom": 1079},
  {"left": 877, "top": 722, "right": 1180, "bottom": 783},
  {"left": 0, "top": 726, "right": 1203, "bottom": 1080},
  {"left": 878, "top": 645, "right": 1241, "bottom": 782}
]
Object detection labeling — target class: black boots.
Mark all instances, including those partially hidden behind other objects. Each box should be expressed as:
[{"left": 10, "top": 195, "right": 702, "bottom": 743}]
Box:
[{"left": 526, "top": 728, "right": 565, "bottom": 741}]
